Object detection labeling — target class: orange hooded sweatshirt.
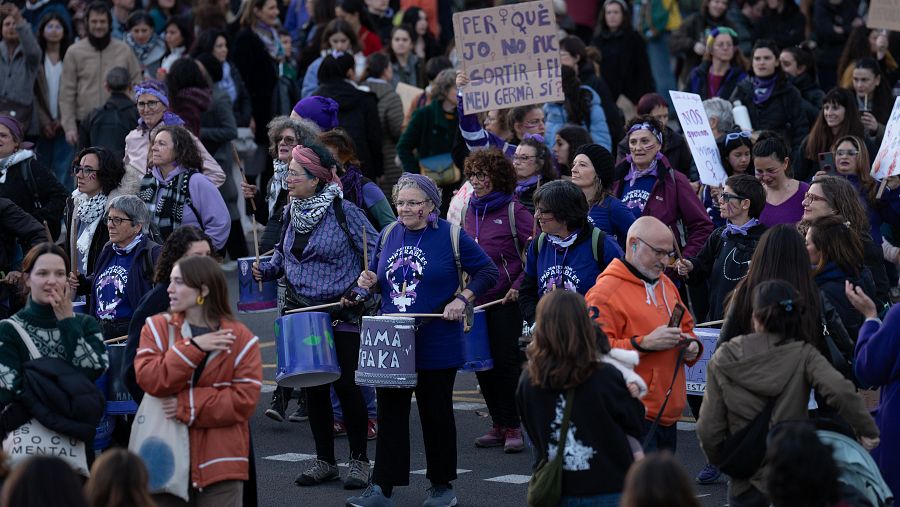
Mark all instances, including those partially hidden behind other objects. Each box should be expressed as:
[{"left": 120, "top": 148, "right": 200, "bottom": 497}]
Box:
[{"left": 585, "top": 258, "right": 701, "bottom": 426}]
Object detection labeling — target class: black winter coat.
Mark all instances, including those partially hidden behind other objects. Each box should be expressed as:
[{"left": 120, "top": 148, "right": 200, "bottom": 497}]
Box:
[
  {"left": 730, "top": 75, "right": 809, "bottom": 150},
  {"left": 592, "top": 29, "right": 655, "bottom": 104},
  {"left": 753, "top": 3, "right": 806, "bottom": 50},
  {"left": 313, "top": 80, "right": 384, "bottom": 179},
  {"left": 0, "top": 198, "right": 45, "bottom": 273},
  {"left": 578, "top": 63, "right": 625, "bottom": 146},
  {"left": 815, "top": 262, "right": 875, "bottom": 344},
  {"left": 0, "top": 155, "right": 67, "bottom": 241},
  {"left": 232, "top": 28, "right": 278, "bottom": 146},
  {"left": 788, "top": 73, "right": 825, "bottom": 129}
]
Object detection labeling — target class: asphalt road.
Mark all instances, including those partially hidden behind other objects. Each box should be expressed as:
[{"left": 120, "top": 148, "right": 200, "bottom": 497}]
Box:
[{"left": 227, "top": 272, "right": 730, "bottom": 507}]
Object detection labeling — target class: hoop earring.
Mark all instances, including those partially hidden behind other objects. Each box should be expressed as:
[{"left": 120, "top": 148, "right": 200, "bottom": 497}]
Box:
[{"left": 196, "top": 295, "right": 205, "bottom": 305}]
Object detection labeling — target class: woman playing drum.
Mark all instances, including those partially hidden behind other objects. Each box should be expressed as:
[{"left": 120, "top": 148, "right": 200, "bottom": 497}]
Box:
[
  {"left": 252, "top": 143, "right": 378, "bottom": 490},
  {"left": 347, "top": 174, "right": 499, "bottom": 507}
]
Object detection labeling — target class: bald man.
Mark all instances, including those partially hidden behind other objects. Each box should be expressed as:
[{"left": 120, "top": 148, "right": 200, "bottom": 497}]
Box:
[{"left": 585, "top": 216, "right": 702, "bottom": 452}]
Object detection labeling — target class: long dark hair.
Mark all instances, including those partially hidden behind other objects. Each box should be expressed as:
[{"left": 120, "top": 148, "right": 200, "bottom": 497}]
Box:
[
  {"left": 154, "top": 225, "right": 216, "bottom": 284},
  {"left": 725, "top": 225, "right": 822, "bottom": 347},
  {"left": 752, "top": 280, "right": 806, "bottom": 341},
  {"left": 1, "top": 456, "right": 87, "bottom": 507},
  {"left": 37, "top": 12, "right": 72, "bottom": 59},
  {"left": 556, "top": 125, "right": 592, "bottom": 169},
  {"left": 854, "top": 57, "right": 895, "bottom": 124},
  {"left": 803, "top": 87, "right": 865, "bottom": 161},
  {"left": 174, "top": 255, "right": 234, "bottom": 323},
  {"left": 780, "top": 43, "right": 818, "bottom": 82},
  {"left": 560, "top": 66, "right": 592, "bottom": 128},
  {"left": 620, "top": 452, "right": 701, "bottom": 507},
  {"left": 85, "top": 449, "right": 156, "bottom": 507},
  {"left": 519, "top": 136, "right": 557, "bottom": 183},
  {"left": 525, "top": 290, "right": 604, "bottom": 389},
  {"left": 836, "top": 26, "right": 880, "bottom": 85},
  {"left": 807, "top": 215, "right": 864, "bottom": 277}
]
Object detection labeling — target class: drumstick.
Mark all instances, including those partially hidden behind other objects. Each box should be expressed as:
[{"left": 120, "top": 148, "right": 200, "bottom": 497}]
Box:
[
  {"left": 285, "top": 302, "right": 343, "bottom": 314},
  {"left": 384, "top": 313, "right": 444, "bottom": 318},
  {"left": 695, "top": 319, "right": 723, "bottom": 328},
  {"left": 262, "top": 248, "right": 275, "bottom": 257},
  {"left": 362, "top": 226, "right": 368, "bottom": 270},
  {"left": 233, "top": 145, "right": 256, "bottom": 213},
  {"left": 474, "top": 299, "right": 504, "bottom": 311},
  {"left": 252, "top": 214, "right": 262, "bottom": 292},
  {"left": 876, "top": 177, "right": 889, "bottom": 199},
  {"left": 103, "top": 335, "right": 128, "bottom": 344},
  {"left": 669, "top": 226, "right": 684, "bottom": 261}
]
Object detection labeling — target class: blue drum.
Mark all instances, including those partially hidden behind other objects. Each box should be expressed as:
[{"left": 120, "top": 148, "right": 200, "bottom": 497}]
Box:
[
  {"left": 94, "top": 373, "right": 114, "bottom": 451},
  {"left": 275, "top": 312, "right": 340, "bottom": 388},
  {"left": 238, "top": 256, "right": 277, "bottom": 313},
  {"left": 73, "top": 301, "right": 86, "bottom": 314},
  {"left": 106, "top": 343, "right": 138, "bottom": 415},
  {"left": 355, "top": 316, "right": 417, "bottom": 388},
  {"left": 461, "top": 310, "right": 493, "bottom": 372}
]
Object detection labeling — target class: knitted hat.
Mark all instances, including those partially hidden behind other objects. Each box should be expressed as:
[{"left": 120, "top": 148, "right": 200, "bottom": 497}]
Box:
[
  {"left": 574, "top": 144, "right": 615, "bottom": 184},
  {"left": 292, "top": 96, "right": 339, "bottom": 132},
  {"left": 0, "top": 115, "right": 24, "bottom": 143}
]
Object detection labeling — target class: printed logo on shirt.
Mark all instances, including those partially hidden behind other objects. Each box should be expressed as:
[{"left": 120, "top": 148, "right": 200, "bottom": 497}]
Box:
[
  {"left": 622, "top": 189, "right": 651, "bottom": 212},
  {"left": 96, "top": 265, "right": 128, "bottom": 321},
  {"left": 538, "top": 265, "right": 580, "bottom": 294},
  {"left": 385, "top": 246, "right": 428, "bottom": 311},
  {"left": 548, "top": 393, "right": 596, "bottom": 471}
]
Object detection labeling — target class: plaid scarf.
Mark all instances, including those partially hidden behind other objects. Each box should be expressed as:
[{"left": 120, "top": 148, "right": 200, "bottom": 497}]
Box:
[{"left": 138, "top": 168, "right": 197, "bottom": 240}]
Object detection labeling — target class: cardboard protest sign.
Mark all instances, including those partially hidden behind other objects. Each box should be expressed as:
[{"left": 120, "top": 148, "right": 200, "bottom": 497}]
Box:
[
  {"left": 685, "top": 327, "right": 720, "bottom": 395},
  {"left": 871, "top": 97, "right": 900, "bottom": 181},
  {"left": 395, "top": 82, "right": 424, "bottom": 122},
  {"left": 868, "top": 0, "right": 900, "bottom": 32},
  {"left": 452, "top": 0, "right": 563, "bottom": 115},
  {"left": 670, "top": 91, "right": 728, "bottom": 187}
]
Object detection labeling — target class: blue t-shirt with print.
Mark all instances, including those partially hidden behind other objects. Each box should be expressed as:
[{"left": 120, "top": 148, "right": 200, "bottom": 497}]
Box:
[
  {"left": 620, "top": 175, "right": 657, "bottom": 218},
  {"left": 525, "top": 228, "right": 623, "bottom": 299},
  {"left": 372, "top": 220, "right": 497, "bottom": 370},
  {"left": 94, "top": 250, "right": 136, "bottom": 321},
  {"left": 588, "top": 195, "right": 636, "bottom": 249}
]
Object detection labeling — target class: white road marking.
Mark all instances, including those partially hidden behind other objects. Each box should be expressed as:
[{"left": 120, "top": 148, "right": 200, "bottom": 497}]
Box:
[
  {"left": 453, "top": 402, "right": 487, "bottom": 411},
  {"left": 411, "top": 469, "right": 471, "bottom": 475},
  {"left": 484, "top": 474, "right": 531, "bottom": 484},
  {"left": 263, "top": 453, "right": 317, "bottom": 462}
]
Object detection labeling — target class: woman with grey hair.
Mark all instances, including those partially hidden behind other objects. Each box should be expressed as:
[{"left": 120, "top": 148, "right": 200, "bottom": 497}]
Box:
[
  {"left": 70, "top": 194, "right": 162, "bottom": 339},
  {"left": 347, "top": 173, "right": 498, "bottom": 507},
  {"left": 702, "top": 97, "right": 734, "bottom": 140},
  {"left": 396, "top": 68, "right": 460, "bottom": 213},
  {"left": 241, "top": 115, "right": 321, "bottom": 252}
]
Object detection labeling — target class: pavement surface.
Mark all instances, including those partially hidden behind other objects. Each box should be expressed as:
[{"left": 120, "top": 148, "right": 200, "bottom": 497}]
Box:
[{"left": 226, "top": 271, "right": 730, "bottom": 506}]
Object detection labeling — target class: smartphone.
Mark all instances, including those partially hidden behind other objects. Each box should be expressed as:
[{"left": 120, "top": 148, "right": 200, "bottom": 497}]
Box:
[
  {"left": 668, "top": 303, "right": 686, "bottom": 328},
  {"left": 818, "top": 152, "right": 837, "bottom": 176}
]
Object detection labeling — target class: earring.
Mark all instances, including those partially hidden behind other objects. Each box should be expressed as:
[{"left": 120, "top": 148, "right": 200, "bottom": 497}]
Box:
[{"left": 196, "top": 295, "right": 205, "bottom": 305}]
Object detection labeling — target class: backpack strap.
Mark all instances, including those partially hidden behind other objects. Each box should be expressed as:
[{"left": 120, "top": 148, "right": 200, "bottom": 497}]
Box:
[
  {"left": 537, "top": 232, "right": 546, "bottom": 254},
  {"left": 3, "top": 319, "right": 42, "bottom": 360},
  {"left": 508, "top": 202, "right": 525, "bottom": 263},
  {"left": 591, "top": 227, "right": 607, "bottom": 264},
  {"left": 378, "top": 221, "right": 400, "bottom": 250},
  {"left": 450, "top": 223, "right": 464, "bottom": 292},
  {"left": 183, "top": 170, "right": 205, "bottom": 231},
  {"left": 459, "top": 200, "right": 468, "bottom": 229},
  {"left": 20, "top": 159, "right": 42, "bottom": 211}
]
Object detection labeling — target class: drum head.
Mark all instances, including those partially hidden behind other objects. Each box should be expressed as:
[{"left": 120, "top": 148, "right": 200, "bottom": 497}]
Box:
[{"left": 276, "top": 370, "right": 341, "bottom": 389}]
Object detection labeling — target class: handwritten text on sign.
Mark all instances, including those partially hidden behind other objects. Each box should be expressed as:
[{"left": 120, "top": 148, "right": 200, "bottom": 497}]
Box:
[
  {"left": 871, "top": 97, "right": 900, "bottom": 180},
  {"left": 670, "top": 91, "right": 728, "bottom": 187},
  {"left": 685, "top": 328, "right": 720, "bottom": 395},
  {"left": 452, "top": 0, "right": 563, "bottom": 115}
]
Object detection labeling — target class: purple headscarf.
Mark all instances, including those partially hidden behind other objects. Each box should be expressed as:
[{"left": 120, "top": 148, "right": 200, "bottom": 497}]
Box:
[{"left": 0, "top": 116, "right": 33, "bottom": 149}]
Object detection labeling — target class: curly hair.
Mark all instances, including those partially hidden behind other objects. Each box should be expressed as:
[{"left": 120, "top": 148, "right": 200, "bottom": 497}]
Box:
[
  {"left": 267, "top": 116, "right": 321, "bottom": 158},
  {"left": 152, "top": 125, "right": 203, "bottom": 171},
  {"left": 153, "top": 225, "right": 216, "bottom": 284},
  {"left": 463, "top": 148, "right": 516, "bottom": 195},
  {"left": 525, "top": 290, "right": 603, "bottom": 390},
  {"left": 74, "top": 146, "right": 126, "bottom": 195}
]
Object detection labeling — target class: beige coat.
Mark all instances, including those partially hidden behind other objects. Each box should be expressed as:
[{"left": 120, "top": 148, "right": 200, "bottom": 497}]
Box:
[
  {"left": 58, "top": 38, "right": 141, "bottom": 135},
  {"left": 121, "top": 126, "right": 226, "bottom": 195},
  {"left": 697, "top": 333, "right": 879, "bottom": 497}
]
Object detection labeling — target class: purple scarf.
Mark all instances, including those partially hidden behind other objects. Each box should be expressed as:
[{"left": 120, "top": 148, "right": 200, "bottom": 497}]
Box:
[
  {"left": 340, "top": 164, "right": 365, "bottom": 208},
  {"left": 515, "top": 175, "right": 540, "bottom": 197},
  {"left": 624, "top": 153, "right": 662, "bottom": 186},
  {"left": 469, "top": 191, "right": 512, "bottom": 214},
  {"left": 721, "top": 218, "right": 760, "bottom": 238},
  {"left": 750, "top": 75, "right": 777, "bottom": 105}
]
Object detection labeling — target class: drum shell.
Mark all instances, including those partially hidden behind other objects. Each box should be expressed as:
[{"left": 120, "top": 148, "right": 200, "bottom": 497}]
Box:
[
  {"left": 461, "top": 310, "right": 493, "bottom": 372},
  {"left": 275, "top": 312, "right": 340, "bottom": 388},
  {"left": 237, "top": 256, "right": 278, "bottom": 313},
  {"left": 355, "top": 316, "right": 417, "bottom": 388},
  {"left": 106, "top": 343, "right": 138, "bottom": 414},
  {"left": 94, "top": 373, "right": 114, "bottom": 451}
]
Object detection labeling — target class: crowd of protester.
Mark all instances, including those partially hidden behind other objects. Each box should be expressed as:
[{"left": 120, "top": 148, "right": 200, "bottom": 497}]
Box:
[{"left": 0, "top": 0, "right": 899, "bottom": 506}]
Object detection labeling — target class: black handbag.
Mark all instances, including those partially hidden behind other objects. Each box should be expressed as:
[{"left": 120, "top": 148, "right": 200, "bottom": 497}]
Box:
[{"left": 716, "top": 397, "right": 776, "bottom": 479}]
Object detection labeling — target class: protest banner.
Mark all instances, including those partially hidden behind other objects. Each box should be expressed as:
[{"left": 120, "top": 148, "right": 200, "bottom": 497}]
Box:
[
  {"left": 670, "top": 91, "right": 728, "bottom": 187},
  {"left": 452, "top": 0, "right": 563, "bottom": 115},
  {"left": 868, "top": 0, "right": 900, "bottom": 32},
  {"left": 685, "top": 327, "right": 720, "bottom": 395},
  {"left": 871, "top": 97, "right": 900, "bottom": 181}
]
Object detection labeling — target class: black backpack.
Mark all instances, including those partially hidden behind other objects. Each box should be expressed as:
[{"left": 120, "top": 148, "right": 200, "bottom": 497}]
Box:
[{"left": 85, "top": 99, "right": 138, "bottom": 159}]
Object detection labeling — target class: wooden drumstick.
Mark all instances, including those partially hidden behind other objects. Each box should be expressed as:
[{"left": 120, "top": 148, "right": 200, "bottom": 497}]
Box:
[
  {"left": 103, "top": 335, "right": 128, "bottom": 344},
  {"left": 384, "top": 313, "right": 444, "bottom": 318},
  {"left": 285, "top": 302, "right": 343, "bottom": 314},
  {"left": 252, "top": 214, "right": 262, "bottom": 292},
  {"left": 362, "top": 226, "right": 368, "bottom": 270},
  {"left": 696, "top": 319, "right": 723, "bottom": 328},
  {"left": 474, "top": 299, "right": 504, "bottom": 311}
]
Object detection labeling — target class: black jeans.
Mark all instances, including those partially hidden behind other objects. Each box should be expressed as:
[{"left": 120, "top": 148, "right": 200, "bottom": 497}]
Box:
[
  {"left": 307, "top": 328, "right": 369, "bottom": 463},
  {"left": 475, "top": 302, "right": 523, "bottom": 428},
  {"left": 642, "top": 419, "right": 677, "bottom": 453},
  {"left": 373, "top": 368, "right": 458, "bottom": 487}
]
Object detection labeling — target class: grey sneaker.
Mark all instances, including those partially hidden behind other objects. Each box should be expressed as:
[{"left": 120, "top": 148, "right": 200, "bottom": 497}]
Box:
[
  {"left": 295, "top": 459, "right": 339, "bottom": 486},
  {"left": 346, "top": 484, "right": 395, "bottom": 507},
  {"left": 423, "top": 484, "right": 457, "bottom": 507},
  {"left": 344, "top": 458, "right": 370, "bottom": 489}
]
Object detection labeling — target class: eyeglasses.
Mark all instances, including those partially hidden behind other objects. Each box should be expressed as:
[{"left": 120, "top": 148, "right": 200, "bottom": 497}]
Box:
[
  {"left": 513, "top": 155, "right": 538, "bottom": 163},
  {"left": 395, "top": 199, "right": 427, "bottom": 208},
  {"left": 718, "top": 192, "right": 746, "bottom": 202},
  {"left": 725, "top": 131, "right": 752, "bottom": 143},
  {"left": 468, "top": 172, "right": 488, "bottom": 181},
  {"left": 72, "top": 165, "right": 97, "bottom": 175},
  {"left": 106, "top": 216, "right": 134, "bottom": 226},
  {"left": 835, "top": 149, "right": 859, "bottom": 158},
  {"left": 136, "top": 99, "right": 162, "bottom": 109},
  {"left": 635, "top": 237, "right": 676, "bottom": 260},
  {"left": 802, "top": 192, "right": 828, "bottom": 205},
  {"left": 286, "top": 170, "right": 309, "bottom": 180},
  {"left": 275, "top": 135, "right": 297, "bottom": 145},
  {"left": 534, "top": 208, "right": 552, "bottom": 217}
]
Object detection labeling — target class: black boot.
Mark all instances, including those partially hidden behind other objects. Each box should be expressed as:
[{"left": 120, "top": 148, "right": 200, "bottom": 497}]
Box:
[{"left": 265, "top": 386, "right": 292, "bottom": 422}]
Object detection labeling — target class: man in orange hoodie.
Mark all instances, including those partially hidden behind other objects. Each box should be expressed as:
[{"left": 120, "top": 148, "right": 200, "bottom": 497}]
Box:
[{"left": 586, "top": 216, "right": 701, "bottom": 452}]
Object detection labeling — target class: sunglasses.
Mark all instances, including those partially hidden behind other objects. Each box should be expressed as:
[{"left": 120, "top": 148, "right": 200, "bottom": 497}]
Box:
[{"left": 725, "top": 131, "right": 752, "bottom": 143}]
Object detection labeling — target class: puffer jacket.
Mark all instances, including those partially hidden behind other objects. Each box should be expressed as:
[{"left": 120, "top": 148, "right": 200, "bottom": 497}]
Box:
[
  {"left": 698, "top": 332, "right": 878, "bottom": 497},
  {"left": 730, "top": 75, "right": 809, "bottom": 150},
  {"left": 543, "top": 86, "right": 611, "bottom": 151},
  {"left": 135, "top": 313, "right": 262, "bottom": 489},
  {"left": 364, "top": 78, "right": 404, "bottom": 191}
]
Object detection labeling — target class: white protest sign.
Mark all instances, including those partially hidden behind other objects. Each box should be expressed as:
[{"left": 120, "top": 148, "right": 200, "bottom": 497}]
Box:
[
  {"left": 871, "top": 97, "right": 900, "bottom": 181},
  {"left": 452, "top": 0, "right": 563, "bottom": 115},
  {"left": 669, "top": 91, "right": 728, "bottom": 187},
  {"left": 685, "top": 328, "right": 720, "bottom": 395}
]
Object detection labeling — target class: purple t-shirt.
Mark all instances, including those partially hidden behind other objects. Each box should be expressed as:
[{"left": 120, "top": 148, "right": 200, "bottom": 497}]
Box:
[{"left": 759, "top": 181, "right": 809, "bottom": 227}]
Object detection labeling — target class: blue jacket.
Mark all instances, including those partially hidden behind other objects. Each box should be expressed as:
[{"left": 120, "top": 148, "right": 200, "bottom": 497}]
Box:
[
  {"left": 86, "top": 235, "right": 161, "bottom": 321},
  {"left": 855, "top": 305, "right": 900, "bottom": 496},
  {"left": 543, "top": 86, "right": 611, "bottom": 151}
]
